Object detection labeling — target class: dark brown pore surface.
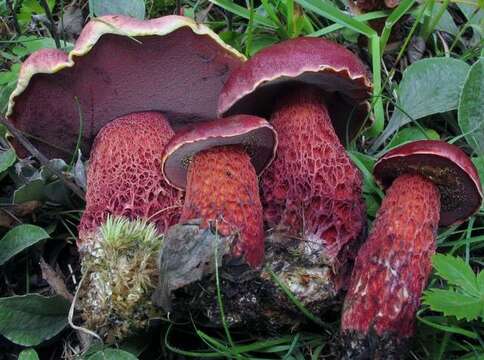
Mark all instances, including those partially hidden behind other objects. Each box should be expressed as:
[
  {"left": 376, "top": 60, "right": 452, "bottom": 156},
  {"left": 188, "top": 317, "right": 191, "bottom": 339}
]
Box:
[
  {"left": 10, "top": 29, "right": 242, "bottom": 159},
  {"left": 222, "top": 78, "right": 370, "bottom": 145}
]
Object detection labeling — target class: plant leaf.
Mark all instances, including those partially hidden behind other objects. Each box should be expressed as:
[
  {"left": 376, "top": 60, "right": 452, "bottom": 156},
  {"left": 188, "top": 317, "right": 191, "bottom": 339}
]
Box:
[
  {"left": 432, "top": 4, "right": 458, "bottom": 35},
  {"left": 90, "top": 0, "right": 145, "bottom": 19},
  {"left": 0, "top": 148, "right": 16, "bottom": 174},
  {"left": 387, "top": 126, "right": 440, "bottom": 149},
  {"left": 13, "top": 179, "right": 46, "bottom": 204},
  {"left": 0, "top": 224, "right": 50, "bottom": 265},
  {"left": 373, "top": 58, "right": 470, "bottom": 148},
  {"left": 432, "top": 254, "right": 479, "bottom": 296},
  {"left": 459, "top": 58, "right": 484, "bottom": 155},
  {"left": 12, "top": 36, "right": 59, "bottom": 58},
  {"left": 0, "top": 294, "right": 69, "bottom": 346},
  {"left": 87, "top": 349, "right": 138, "bottom": 360},
  {"left": 18, "top": 349, "right": 40, "bottom": 360},
  {"left": 422, "top": 289, "right": 482, "bottom": 321}
]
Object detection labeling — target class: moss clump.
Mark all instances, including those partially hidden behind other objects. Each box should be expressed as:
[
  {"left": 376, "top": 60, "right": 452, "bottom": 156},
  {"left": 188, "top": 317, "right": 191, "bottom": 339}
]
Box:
[{"left": 78, "top": 216, "right": 162, "bottom": 343}]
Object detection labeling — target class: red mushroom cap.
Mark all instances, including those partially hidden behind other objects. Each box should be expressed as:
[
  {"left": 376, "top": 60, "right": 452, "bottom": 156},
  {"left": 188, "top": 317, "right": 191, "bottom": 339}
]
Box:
[
  {"left": 374, "top": 140, "right": 483, "bottom": 226},
  {"left": 7, "top": 15, "right": 245, "bottom": 159},
  {"left": 162, "top": 115, "right": 277, "bottom": 190},
  {"left": 217, "top": 37, "right": 372, "bottom": 142}
]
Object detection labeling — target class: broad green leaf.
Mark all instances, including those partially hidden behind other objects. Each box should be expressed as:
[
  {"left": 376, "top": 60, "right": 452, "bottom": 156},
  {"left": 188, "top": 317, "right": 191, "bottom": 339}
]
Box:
[
  {"left": 0, "top": 294, "right": 69, "bottom": 346},
  {"left": 87, "top": 349, "right": 138, "bottom": 360},
  {"left": 387, "top": 127, "right": 440, "bottom": 149},
  {"left": 90, "top": 0, "right": 146, "bottom": 19},
  {"left": 17, "top": 0, "right": 55, "bottom": 26},
  {"left": 13, "top": 179, "right": 46, "bottom": 204},
  {"left": 12, "top": 36, "right": 58, "bottom": 58},
  {"left": 0, "top": 64, "right": 20, "bottom": 114},
  {"left": 459, "top": 58, "right": 484, "bottom": 155},
  {"left": 0, "top": 64, "right": 20, "bottom": 86},
  {"left": 432, "top": 254, "right": 479, "bottom": 296},
  {"left": 19, "top": 349, "right": 40, "bottom": 360},
  {"left": 0, "top": 148, "right": 16, "bottom": 173},
  {"left": 422, "top": 288, "right": 482, "bottom": 321},
  {"left": 458, "top": 4, "right": 483, "bottom": 45},
  {"left": 373, "top": 58, "right": 470, "bottom": 148},
  {"left": 0, "top": 224, "right": 49, "bottom": 265},
  {"left": 432, "top": 4, "right": 458, "bottom": 35}
]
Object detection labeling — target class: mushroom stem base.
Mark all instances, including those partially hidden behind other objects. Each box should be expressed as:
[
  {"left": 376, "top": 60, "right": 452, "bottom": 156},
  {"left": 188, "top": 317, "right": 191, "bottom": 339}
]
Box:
[
  {"left": 262, "top": 85, "right": 365, "bottom": 294},
  {"left": 77, "top": 216, "right": 162, "bottom": 343},
  {"left": 341, "top": 174, "right": 441, "bottom": 358}
]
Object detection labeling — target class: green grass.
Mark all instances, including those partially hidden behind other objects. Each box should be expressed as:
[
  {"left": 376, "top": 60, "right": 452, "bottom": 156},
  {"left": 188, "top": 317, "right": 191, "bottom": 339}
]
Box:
[{"left": 0, "top": 0, "right": 483, "bottom": 359}]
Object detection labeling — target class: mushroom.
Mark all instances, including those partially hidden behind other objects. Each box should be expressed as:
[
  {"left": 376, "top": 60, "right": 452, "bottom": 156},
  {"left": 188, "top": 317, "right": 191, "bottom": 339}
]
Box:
[
  {"left": 6, "top": 15, "right": 245, "bottom": 160},
  {"left": 218, "top": 37, "right": 370, "bottom": 303},
  {"left": 341, "top": 140, "right": 483, "bottom": 359},
  {"left": 78, "top": 112, "right": 182, "bottom": 342},
  {"left": 157, "top": 115, "right": 277, "bottom": 309},
  {"left": 6, "top": 15, "right": 245, "bottom": 342}
]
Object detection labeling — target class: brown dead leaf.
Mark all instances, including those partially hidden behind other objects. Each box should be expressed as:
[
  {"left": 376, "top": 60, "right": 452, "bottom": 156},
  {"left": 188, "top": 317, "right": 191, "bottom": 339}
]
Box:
[{"left": 40, "top": 257, "right": 74, "bottom": 302}]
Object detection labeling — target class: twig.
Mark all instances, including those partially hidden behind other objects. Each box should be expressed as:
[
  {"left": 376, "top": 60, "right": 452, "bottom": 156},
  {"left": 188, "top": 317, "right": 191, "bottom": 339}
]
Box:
[
  {"left": 37, "top": 0, "right": 61, "bottom": 48},
  {"left": 6, "top": 0, "right": 21, "bottom": 35},
  {"left": 0, "top": 116, "right": 85, "bottom": 200}
]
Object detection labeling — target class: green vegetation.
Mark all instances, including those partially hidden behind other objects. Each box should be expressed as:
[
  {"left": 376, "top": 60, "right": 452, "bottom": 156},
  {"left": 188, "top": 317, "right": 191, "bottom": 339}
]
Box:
[{"left": 0, "top": 0, "right": 482, "bottom": 358}]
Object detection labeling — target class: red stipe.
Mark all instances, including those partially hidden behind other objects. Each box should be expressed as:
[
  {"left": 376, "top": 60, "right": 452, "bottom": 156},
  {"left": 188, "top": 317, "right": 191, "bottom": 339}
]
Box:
[
  {"left": 342, "top": 174, "right": 440, "bottom": 343},
  {"left": 180, "top": 145, "right": 264, "bottom": 268},
  {"left": 261, "top": 86, "right": 365, "bottom": 278},
  {"left": 78, "top": 112, "right": 182, "bottom": 248}
]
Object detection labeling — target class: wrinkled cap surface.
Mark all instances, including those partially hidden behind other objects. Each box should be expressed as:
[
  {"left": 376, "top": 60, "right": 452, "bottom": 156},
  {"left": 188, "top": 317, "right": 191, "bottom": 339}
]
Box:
[
  {"left": 218, "top": 37, "right": 372, "bottom": 143},
  {"left": 163, "top": 115, "right": 277, "bottom": 190},
  {"left": 7, "top": 15, "right": 245, "bottom": 159},
  {"left": 374, "top": 140, "right": 483, "bottom": 226}
]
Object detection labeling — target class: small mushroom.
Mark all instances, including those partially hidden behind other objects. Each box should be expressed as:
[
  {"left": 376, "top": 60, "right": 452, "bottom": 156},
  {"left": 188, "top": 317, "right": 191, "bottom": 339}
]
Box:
[
  {"left": 158, "top": 115, "right": 277, "bottom": 307},
  {"left": 341, "top": 140, "right": 483, "bottom": 359},
  {"left": 218, "top": 37, "right": 370, "bottom": 302}
]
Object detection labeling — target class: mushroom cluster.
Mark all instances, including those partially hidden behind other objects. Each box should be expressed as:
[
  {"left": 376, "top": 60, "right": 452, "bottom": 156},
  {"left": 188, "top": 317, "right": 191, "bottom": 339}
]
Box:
[
  {"left": 6, "top": 12, "right": 482, "bottom": 355},
  {"left": 6, "top": 15, "right": 249, "bottom": 340}
]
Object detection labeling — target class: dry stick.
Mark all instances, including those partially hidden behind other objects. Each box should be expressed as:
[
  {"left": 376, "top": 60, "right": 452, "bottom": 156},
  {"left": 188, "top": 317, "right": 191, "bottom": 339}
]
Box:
[
  {"left": 0, "top": 116, "right": 85, "bottom": 200},
  {"left": 5, "top": 0, "right": 21, "bottom": 35},
  {"left": 37, "top": 0, "right": 61, "bottom": 49}
]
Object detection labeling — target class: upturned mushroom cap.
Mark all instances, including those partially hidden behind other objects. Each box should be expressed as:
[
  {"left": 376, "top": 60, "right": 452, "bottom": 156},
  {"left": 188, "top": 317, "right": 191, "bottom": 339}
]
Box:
[
  {"left": 217, "top": 37, "right": 372, "bottom": 142},
  {"left": 162, "top": 115, "right": 277, "bottom": 190},
  {"left": 374, "top": 140, "right": 483, "bottom": 226},
  {"left": 7, "top": 15, "right": 245, "bottom": 159}
]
